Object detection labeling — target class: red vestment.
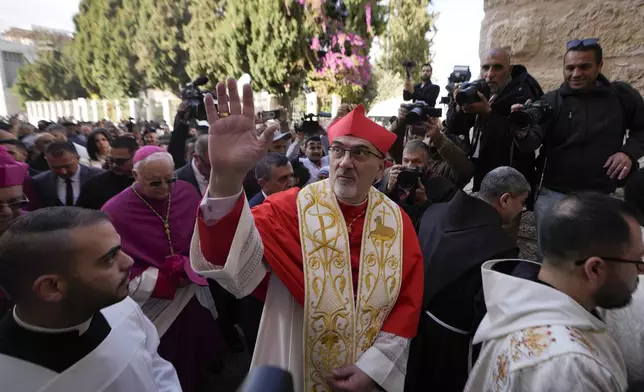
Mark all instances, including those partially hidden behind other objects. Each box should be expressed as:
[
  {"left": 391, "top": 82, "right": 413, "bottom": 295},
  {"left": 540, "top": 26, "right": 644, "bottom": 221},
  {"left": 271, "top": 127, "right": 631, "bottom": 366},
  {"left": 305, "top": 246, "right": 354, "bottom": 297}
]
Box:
[{"left": 198, "top": 187, "right": 424, "bottom": 338}]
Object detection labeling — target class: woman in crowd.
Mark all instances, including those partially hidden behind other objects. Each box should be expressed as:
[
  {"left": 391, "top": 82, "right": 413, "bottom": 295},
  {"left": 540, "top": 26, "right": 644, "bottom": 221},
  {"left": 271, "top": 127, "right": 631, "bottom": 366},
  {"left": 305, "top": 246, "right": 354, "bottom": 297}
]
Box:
[{"left": 87, "top": 128, "right": 112, "bottom": 168}]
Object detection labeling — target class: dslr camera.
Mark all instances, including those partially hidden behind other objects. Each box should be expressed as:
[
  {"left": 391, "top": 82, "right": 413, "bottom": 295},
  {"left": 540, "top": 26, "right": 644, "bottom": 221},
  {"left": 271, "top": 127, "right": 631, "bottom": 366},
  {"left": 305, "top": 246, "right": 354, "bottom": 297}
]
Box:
[
  {"left": 180, "top": 76, "right": 211, "bottom": 121},
  {"left": 394, "top": 166, "right": 424, "bottom": 206},
  {"left": 402, "top": 60, "right": 417, "bottom": 79},
  {"left": 440, "top": 66, "right": 472, "bottom": 105},
  {"left": 400, "top": 102, "right": 442, "bottom": 125},
  {"left": 508, "top": 101, "right": 552, "bottom": 133},
  {"left": 455, "top": 79, "right": 491, "bottom": 106}
]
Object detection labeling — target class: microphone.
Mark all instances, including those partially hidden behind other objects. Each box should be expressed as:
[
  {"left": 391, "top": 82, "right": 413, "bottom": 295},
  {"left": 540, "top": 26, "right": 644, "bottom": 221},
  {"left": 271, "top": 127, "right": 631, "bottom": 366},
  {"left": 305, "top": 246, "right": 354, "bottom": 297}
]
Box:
[
  {"left": 237, "top": 366, "right": 294, "bottom": 392},
  {"left": 193, "top": 76, "right": 209, "bottom": 87}
]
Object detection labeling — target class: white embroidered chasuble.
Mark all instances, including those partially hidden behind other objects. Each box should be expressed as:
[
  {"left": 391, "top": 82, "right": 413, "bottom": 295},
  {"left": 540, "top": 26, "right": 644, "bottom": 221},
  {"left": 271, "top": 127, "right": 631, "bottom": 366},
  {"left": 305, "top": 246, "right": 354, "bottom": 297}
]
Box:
[{"left": 296, "top": 179, "right": 403, "bottom": 391}]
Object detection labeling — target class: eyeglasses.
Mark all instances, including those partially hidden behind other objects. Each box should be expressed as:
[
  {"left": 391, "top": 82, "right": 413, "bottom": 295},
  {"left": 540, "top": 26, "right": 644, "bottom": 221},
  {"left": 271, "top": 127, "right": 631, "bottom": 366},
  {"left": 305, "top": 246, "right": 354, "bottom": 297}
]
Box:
[
  {"left": 328, "top": 145, "right": 383, "bottom": 162},
  {"left": 567, "top": 38, "right": 600, "bottom": 50},
  {"left": 0, "top": 195, "right": 29, "bottom": 211},
  {"left": 574, "top": 257, "right": 644, "bottom": 266},
  {"left": 148, "top": 177, "right": 177, "bottom": 187},
  {"left": 107, "top": 156, "right": 133, "bottom": 166}
]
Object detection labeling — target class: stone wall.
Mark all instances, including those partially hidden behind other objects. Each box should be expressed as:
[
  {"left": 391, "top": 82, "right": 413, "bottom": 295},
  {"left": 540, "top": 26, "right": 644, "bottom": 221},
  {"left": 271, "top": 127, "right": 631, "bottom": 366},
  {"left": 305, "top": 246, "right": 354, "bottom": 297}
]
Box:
[{"left": 480, "top": 0, "right": 644, "bottom": 94}]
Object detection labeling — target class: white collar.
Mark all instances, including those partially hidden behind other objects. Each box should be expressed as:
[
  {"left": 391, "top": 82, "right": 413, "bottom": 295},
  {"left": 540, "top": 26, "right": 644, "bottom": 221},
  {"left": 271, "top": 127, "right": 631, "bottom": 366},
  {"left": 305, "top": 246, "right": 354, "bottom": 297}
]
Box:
[
  {"left": 13, "top": 306, "right": 93, "bottom": 336},
  {"left": 191, "top": 158, "right": 208, "bottom": 186}
]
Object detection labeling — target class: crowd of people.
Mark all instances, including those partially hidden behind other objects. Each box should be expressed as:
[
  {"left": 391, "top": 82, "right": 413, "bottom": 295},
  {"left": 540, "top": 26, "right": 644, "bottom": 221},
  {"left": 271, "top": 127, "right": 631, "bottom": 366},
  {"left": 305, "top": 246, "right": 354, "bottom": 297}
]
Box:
[{"left": 0, "top": 38, "right": 643, "bottom": 392}]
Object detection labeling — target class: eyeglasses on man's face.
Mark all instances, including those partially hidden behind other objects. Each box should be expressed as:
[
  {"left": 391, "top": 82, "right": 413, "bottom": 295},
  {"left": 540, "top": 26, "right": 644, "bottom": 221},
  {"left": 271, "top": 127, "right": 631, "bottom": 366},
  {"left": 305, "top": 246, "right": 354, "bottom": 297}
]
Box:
[
  {"left": 328, "top": 145, "right": 383, "bottom": 162},
  {"left": 148, "top": 177, "right": 177, "bottom": 187},
  {"left": 0, "top": 195, "right": 29, "bottom": 211},
  {"left": 574, "top": 257, "right": 644, "bottom": 267}
]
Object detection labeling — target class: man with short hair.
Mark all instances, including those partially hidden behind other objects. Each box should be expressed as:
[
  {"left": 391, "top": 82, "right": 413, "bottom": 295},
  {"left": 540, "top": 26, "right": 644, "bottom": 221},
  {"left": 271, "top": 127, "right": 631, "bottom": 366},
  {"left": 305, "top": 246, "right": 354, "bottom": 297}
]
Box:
[
  {"left": 512, "top": 39, "right": 644, "bottom": 254},
  {"left": 465, "top": 192, "right": 644, "bottom": 391},
  {"left": 46, "top": 124, "right": 90, "bottom": 165},
  {"left": 403, "top": 63, "right": 440, "bottom": 107},
  {"left": 102, "top": 146, "right": 221, "bottom": 392},
  {"left": 446, "top": 47, "right": 543, "bottom": 192},
  {"left": 250, "top": 152, "right": 294, "bottom": 208},
  {"left": 190, "top": 80, "right": 423, "bottom": 392},
  {"left": 299, "top": 135, "right": 329, "bottom": 185},
  {"left": 267, "top": 130, "right": 291, "bottom": 155},
  {"left": 383, "top": 139, "right": 459, "bottom": 227},
  {"left": 28, "top": 133, "right": 55, "bottom": 172},
  {"left": 32, "top": 141, "right": 103, "bottom": 208},
  {"left": 0, "top": 207, "right": 182, "bottom": 392},
  {"left": 144, "top": 131, "right": 159, "bottom": 146},
  {"left": 176, "top": 135, "right": 209, "bottom": 196},
  {"left": 405, "top": 167, "right": 527, "bottom": 392},
  {"left": 0, "top": 139, "right": 29, "bottom": 164},
  {"left": 77, "top": 137, "right": 139, "bottom": 210}
]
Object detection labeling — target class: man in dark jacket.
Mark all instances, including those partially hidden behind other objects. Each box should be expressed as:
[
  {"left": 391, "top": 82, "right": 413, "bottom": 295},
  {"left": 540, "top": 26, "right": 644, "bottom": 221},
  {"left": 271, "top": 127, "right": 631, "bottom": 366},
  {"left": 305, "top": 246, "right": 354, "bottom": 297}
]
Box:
[
  {"left": 445, "top": 48, "right": 544, "bottom": 192},
  {"left": 405, "top": 166, "right": 529, "bottom": 392},
  {"left": 404, "top": 63, "right": 441, "bottom": 107},
  {"left": 511, "top": 39, "right": 644, "bottom": 251}
]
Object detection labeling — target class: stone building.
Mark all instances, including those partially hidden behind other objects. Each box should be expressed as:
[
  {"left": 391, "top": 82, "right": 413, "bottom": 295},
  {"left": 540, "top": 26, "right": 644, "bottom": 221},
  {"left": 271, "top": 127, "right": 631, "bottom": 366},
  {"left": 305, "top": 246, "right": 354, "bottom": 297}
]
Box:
[{"left": 480, "top": 0, "right": 644, "bottom": 94}]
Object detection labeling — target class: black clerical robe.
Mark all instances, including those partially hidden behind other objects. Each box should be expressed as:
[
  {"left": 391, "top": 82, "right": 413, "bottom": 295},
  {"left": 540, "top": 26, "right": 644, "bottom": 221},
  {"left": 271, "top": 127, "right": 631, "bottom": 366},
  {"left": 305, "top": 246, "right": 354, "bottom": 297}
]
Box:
[{"left": 405, "top": 191, "right": 518, "bottom": 392}]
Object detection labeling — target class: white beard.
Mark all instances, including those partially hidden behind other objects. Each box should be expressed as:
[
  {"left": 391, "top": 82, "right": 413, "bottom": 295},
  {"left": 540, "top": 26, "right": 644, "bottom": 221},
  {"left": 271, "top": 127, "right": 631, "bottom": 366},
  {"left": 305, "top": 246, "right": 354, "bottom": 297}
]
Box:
[{"left": 333, "top": 180, "right": 357, "bottom": 201}]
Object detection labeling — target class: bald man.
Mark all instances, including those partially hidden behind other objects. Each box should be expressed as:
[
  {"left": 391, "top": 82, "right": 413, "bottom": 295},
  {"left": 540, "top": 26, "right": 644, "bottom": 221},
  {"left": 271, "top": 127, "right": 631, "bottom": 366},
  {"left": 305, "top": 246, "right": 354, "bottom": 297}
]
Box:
[{"left": 445, "top": 48, "right": 544, "bottom": 195}]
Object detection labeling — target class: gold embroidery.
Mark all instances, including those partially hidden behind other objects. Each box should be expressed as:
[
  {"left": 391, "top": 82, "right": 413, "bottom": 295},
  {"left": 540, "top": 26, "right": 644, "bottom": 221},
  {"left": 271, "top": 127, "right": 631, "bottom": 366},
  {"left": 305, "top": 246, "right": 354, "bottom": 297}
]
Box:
[
  {"left": 567, "top": 327, "right": 597, "bottom": 355},
  {"left": 297, "top": 180, "right": 403, "bottom": 391}
]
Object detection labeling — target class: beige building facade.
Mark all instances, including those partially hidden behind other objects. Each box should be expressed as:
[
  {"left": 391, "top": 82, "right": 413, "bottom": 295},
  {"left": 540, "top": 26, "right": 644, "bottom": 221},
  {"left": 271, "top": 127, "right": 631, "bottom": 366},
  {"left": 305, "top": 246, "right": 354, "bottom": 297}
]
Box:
[{"left": 480, "top": 0, "right": 644, "bottom": 94}]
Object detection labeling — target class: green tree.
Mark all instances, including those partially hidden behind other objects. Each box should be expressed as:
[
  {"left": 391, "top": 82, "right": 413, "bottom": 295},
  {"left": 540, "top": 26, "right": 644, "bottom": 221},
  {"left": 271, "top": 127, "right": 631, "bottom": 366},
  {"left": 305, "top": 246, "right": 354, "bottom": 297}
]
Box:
[
  {"left": 73, "top": 0, "right": 143, "bottom": 98},
  {"left": 247, "top": 0, "right": 311, "bottom": 103},
  {"left": 13, "top": 44, "right": 88, "bottom": 103},
  {"left": 362, "top": 65, "right": 405, "bottom": 109},
  {"left": 379, "top": 0, "right": 436, "bottom": 72}
]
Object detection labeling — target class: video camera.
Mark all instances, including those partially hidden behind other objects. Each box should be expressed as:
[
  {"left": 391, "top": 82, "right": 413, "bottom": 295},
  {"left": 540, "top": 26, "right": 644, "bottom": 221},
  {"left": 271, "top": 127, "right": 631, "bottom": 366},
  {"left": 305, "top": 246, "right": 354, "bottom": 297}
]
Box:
[
  {"left": 455, "top": 79, "right": 491, "bottom": 106},
  {"left": 400, "top": 102, "right": 442, "bottom": 125},
  {"left": 295, "top": 113, "right": 331, "bottom": 135},
  {"left": 508, "top": 101, "right": 552, "bottom": 134},
  {"left": 402, "top": 60, "right": 417, "bottom": 79},
  {"left": 440, "top": 66, "right": 472, "bottom": 105},
  {"left": 180, "top": 76, "right": 211, "bottom": 121}
]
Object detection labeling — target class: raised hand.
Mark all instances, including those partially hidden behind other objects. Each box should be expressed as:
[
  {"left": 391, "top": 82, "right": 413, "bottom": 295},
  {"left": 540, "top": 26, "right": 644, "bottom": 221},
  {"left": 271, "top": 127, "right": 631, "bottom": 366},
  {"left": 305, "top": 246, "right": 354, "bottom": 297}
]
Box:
[{"left": 205, "top": 78, "right": 277, "bottom": 197}]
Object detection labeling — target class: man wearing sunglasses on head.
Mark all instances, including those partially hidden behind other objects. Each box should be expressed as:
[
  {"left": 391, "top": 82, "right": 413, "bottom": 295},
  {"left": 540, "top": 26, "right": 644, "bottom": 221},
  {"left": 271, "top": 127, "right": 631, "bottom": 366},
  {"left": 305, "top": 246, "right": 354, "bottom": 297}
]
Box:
[
  {"left": 77, "top": 137, "right": 140, "bottom": 210},
  {"left": 101, "top": 145, "right": 223, "bottom": 392},
  {"left": 511, "top": 39, "right": 644, "bottom": 256},
  {"left": 466, "top": 192, "right": 644, "bottom": 392}
]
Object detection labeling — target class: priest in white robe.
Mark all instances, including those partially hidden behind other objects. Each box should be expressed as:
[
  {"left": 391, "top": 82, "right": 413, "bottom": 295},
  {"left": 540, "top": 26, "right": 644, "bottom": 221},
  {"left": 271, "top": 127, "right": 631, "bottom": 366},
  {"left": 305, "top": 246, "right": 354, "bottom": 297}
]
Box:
[
  {"left": 465, "top": 193, "right": 644, "bottom": 392},
  {"left": 0, "top": 207, "right": 181, "bottom": 392}
]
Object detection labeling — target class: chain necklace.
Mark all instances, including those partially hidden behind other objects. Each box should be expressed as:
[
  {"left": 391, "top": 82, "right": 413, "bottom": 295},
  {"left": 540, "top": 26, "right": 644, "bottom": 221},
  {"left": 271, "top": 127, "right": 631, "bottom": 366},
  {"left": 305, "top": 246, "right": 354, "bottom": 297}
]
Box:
[
  {"left": 131, "top": 186, "right": 174, "bottom": 255},
  {"left": 347, "top": 208, "right": 367, "bottom": 234}
]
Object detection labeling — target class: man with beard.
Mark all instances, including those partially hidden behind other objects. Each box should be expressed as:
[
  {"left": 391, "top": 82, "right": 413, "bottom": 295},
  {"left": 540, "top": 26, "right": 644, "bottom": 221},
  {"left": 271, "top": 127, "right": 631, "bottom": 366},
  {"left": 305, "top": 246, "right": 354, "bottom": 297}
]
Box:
[
  {"left": 0, "top": 207, "right": 181, "bottom": 391},
  {"left": 446, "top": 47, "right": 543, "bottom": 192},
  {"left": 403, "top": 63, "right": 440, "bottom": 107},
  {"left": 465, "top": 192, "right": 644, "bottom": 392},
  {"left": 77, "top": 137, "right": 139, "bottom": 210},
  {"left": 190, "top": 80, "right": 423, "bottom": 392}
]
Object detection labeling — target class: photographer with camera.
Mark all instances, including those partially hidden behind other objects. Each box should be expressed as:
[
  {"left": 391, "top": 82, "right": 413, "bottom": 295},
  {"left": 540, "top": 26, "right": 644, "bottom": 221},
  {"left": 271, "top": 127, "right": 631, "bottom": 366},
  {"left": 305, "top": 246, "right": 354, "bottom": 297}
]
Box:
[
  {"left": 510, "top": 39, "right": 644, "bottom": 252},
  {"left": 404, "top": 62, "right": 441, "bottom": 107},
  {"left": 445, "top": 48, "right": 543, "bottom": 193},
  {"left": 382, "top": 116, "right": 464, "bottom": 227}
]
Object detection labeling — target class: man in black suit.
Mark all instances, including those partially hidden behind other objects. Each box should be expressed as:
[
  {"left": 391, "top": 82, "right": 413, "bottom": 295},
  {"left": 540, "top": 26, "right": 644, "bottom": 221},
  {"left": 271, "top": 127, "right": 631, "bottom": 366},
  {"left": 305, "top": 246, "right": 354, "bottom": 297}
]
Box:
[
  {"left": 404, "top": 62, "right": 441, "bottom": 107},
  {"left": 175, "top": 135, "right": 209, "bottom": 196},
  {"left": 32, "top": 141, "right": 104, "bottom": 208},
  {"left": 250, "top": 152, "right": 294, "bottom": 208},
  {"left": 77, "top": 137, "right": 139, "bottom": 210}
]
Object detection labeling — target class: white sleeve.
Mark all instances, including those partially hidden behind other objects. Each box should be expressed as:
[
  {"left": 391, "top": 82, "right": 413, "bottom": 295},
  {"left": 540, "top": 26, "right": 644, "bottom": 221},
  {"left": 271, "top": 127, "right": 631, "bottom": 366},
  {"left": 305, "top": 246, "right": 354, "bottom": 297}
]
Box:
[
  {"left": 286, "top": 140, "right": 301, "bottom": 160},
  {"left": 507, "top": 354, "right": 622, "bottom": 392},
  {"left": 191, "top": 190, "right": 268, "bottom": 298},
  {"left": 135, "top": 300, "right": 182, "bottom": 391},
  {"left": 199, "top": 190, "right": 244, "bottom": 225},
  {"left": 355, "top": 332, "right": 411, "bottom": 392},
  {"left": 128, "top": 266, "right": 159, "bottom": 305}
]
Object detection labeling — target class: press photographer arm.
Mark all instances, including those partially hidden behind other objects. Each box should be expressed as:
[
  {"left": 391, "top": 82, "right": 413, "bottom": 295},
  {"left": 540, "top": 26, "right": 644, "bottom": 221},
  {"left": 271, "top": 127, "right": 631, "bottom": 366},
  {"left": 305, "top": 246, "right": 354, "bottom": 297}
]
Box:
[
  {"left": 425, "top": 118, "right": 475, "bottom": 188},
  {"left": 168, "top": 101, "right": 192, "bottom": 168}
]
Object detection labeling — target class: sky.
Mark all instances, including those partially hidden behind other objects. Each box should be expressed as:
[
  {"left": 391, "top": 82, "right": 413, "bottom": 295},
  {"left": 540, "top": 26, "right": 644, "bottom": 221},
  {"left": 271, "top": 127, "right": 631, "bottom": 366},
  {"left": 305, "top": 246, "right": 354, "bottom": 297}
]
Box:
[
  {"left": 431, "top": 0, "right": 484, "bottom": 100},
  {"left": 0, "top": 0, "right": 484, "bottom": 100},
  {"left": 0, "top": 0, "right": 80, "bottom": 32}
]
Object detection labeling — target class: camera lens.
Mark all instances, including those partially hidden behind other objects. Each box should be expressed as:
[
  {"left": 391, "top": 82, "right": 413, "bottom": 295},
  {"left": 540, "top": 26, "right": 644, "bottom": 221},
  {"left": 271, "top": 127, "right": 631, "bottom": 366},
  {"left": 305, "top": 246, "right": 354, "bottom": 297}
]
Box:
[{"left": 508, "top": 111, "right": 532, "bottom": 131}]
